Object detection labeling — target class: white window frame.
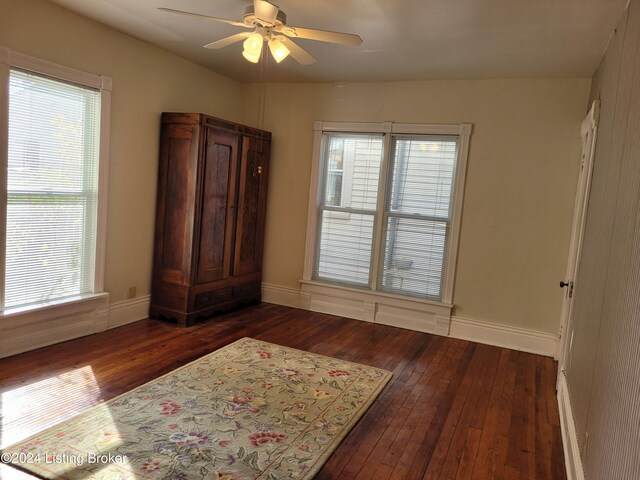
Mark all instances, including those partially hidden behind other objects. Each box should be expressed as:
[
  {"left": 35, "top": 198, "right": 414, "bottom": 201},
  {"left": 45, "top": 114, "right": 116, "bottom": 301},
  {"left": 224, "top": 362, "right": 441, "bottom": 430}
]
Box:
[
  {"left": 301, "top": 121, "right": 471, "bottom": 334},
  {"left": 0, "top": 46, "right": 111, "bottom": 352}
]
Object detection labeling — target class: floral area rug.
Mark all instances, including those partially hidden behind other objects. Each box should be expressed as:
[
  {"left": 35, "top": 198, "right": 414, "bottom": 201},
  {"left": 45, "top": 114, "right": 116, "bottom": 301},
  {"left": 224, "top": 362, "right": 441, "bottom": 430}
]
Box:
[{"left": 2, "top": 337, "right": 392, "bottom": 479}]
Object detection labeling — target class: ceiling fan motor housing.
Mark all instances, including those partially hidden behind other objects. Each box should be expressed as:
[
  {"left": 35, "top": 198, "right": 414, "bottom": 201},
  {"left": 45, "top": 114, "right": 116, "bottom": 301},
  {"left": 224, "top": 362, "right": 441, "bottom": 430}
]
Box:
[{"left": 243, "top": 5, "right": 287, "bottom": 27}]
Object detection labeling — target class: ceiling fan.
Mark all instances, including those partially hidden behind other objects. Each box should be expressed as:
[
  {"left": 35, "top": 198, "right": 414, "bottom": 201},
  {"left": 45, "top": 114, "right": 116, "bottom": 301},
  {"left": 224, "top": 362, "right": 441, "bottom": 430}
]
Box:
[{"left": 159, "top": 0, "right": 362, "bottom": 65}]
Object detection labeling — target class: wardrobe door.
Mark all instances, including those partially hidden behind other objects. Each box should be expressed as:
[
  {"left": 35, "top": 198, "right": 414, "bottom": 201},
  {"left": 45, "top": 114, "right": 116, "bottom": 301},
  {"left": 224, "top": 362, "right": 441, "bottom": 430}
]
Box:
[
  {"left": 153, "top": 123, "right": 199, "bottom": 285},
  {"left": 197, "top": 128, "right": 239, "bottom": 284},
  {"left": 233, "top": 136, "right": 270, "bottom": 276}
]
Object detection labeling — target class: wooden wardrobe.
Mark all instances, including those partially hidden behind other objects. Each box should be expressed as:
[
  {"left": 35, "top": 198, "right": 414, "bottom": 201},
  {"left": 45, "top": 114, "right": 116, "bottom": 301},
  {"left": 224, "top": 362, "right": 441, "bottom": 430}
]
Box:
[{"left": 150, "top": 113, "right": 271, "bottom": 325}]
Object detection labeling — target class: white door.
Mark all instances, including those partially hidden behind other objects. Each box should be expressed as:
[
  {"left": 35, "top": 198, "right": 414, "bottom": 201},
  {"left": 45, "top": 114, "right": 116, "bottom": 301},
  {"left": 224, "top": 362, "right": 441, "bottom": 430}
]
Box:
[{"left": 557, "top": 100, "right": 600, "bottom": 377}]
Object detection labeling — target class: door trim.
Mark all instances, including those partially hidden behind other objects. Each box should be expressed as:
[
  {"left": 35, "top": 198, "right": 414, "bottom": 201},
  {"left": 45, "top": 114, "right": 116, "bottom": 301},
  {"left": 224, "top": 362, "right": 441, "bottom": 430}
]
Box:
[{"left": 556, "top": 100, "right": 600, "bottom": 368}]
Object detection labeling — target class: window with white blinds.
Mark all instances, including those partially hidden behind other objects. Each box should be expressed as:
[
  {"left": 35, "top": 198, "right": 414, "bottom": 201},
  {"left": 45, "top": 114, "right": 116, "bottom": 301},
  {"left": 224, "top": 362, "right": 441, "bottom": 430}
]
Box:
[
  {"left": 316, "top": 134, "right": 383, "bottom": 286},
  {"left": 381, "top": 136, "right": 458, "bottom": 299},
  {"left": 312, "top": 125, "right": 468, "bottom": 302},
  {"left": 5, "top": 68, "right": 101, "bottom": 310}
]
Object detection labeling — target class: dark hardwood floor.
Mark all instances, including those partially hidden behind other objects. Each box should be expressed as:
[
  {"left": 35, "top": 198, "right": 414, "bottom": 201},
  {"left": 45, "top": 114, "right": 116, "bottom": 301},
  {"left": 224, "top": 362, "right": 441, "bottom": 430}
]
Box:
[{"left": 0, "top": 303, "right": 566, "bottom": 479}]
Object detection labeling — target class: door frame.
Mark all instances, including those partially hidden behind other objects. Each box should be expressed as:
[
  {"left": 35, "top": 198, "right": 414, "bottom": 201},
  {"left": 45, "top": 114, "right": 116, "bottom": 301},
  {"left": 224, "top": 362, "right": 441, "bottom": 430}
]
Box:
[{"left": 557, "top": 99, "right": 600, "bottom": 375}]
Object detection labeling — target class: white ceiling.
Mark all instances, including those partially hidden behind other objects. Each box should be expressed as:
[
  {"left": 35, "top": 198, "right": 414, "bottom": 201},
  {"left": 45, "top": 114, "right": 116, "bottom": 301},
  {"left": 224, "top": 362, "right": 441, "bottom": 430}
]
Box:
[{"left": 47, "top": 0, "right": 628, "bottom": 83}]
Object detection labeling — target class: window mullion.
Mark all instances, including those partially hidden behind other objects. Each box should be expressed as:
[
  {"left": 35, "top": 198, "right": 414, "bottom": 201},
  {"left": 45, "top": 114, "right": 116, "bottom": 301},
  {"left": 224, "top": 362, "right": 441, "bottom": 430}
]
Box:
[{"left": 370, "top": 130, "right": 393, "bottom": 290}]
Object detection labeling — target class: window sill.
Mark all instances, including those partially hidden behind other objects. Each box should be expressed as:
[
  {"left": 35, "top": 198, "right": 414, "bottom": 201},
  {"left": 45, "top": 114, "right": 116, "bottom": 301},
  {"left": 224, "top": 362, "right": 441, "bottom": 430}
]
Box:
[
  {"left": 299, "top": 279, "right": 452, "bottom": 335},
  {"left": 2, "top": 292, "right": 109, "bottom": 326}
]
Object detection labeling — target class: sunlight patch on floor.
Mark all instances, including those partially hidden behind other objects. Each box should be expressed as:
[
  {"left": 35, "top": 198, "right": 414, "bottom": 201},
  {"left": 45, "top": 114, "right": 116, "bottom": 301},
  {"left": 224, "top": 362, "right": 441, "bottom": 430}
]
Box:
[
  {"left": 1, "top": 365, "right": 103, "bottom": 448},
  {"left": 1, "top": 365, "right": 135, "bottom": 478}
]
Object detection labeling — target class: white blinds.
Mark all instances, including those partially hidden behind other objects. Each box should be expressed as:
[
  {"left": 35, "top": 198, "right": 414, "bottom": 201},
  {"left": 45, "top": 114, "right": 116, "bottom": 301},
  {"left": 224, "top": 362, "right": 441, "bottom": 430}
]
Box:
[
  {"left": 316, "top": 134, "right": 383, "bottom": 286},
  {"left": 6, "top": 69, "right": 101, "bottom": 309},
  {"left": 314, "top": 132, "right": 459, "bottom": 300},
  {"left": 380, "top": 137, "right": 458, "bottom": 299}
]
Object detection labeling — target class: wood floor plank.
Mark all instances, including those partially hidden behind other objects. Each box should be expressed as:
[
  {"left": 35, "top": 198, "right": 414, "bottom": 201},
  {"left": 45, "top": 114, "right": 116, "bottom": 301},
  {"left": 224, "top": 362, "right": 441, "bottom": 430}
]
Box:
[
  {"left": 371, "top": 463, "right": 395, "bottom": 480},
  {"left": 525, "top": 352, "right": 538, "bottom": 480},
  {"left": 423, "top": 343, "right": 484, "bottom": 479},
  {"left": 470, "top": 346, "right": 502, "bottom": 430},
  {"left": 317, "top": 330, "right": 421, "bottom": 479},
  {"left": 490, "top": 350, "right": 519, "bottom": 479},
  {"left": 454, "top": 427, "right": 483, "bottom": 480},
  {"left": 380, "top": 340, "right": 460, "bottom": 471},
  {"left": 350, "top": 338, "right": 447, "bottom": 480},
  {"left": 470, "top": 348, "right": 511, "bottom": 478},
  {"left": 0, "top": 304, "right": 567, "bottom": 480},
  {"left": 435, "top": 344, "right": 493, "bottom": 480},
  {"left": 387, "top": 340, "right": 471, "bottom": 479},
  {"left": 506, "top": 351, "right": 530, "bottom": 476},
  {"left": 544, "top": 357, "right": 561, "bottom": 427},
  {"left": 535, "top": 356, "right": 554, "bottom": 480},
  {"left": 335, "top": 331, "right": 431, "bottom": 479},
  {"left": 409, "top": 342, "right": 477, "bottom": 479}
]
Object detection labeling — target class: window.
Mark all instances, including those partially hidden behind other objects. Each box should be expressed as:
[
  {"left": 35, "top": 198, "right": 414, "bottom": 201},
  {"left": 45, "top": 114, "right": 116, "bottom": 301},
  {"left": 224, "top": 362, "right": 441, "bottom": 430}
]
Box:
[
  {"left": 0, "top": 49, "right": 111, "bottom": 313},
  {"left": 307, "top": 122, "right": 471, "bottom": 304},
  {"left": 381, "top": 136, "right": 458, "bottom": 298},
  {"left": 316, "top": 134, "right": 383, "bottom": 284},
  {"left": 325, "top": 137, "right": 345, "bottom": 206}
]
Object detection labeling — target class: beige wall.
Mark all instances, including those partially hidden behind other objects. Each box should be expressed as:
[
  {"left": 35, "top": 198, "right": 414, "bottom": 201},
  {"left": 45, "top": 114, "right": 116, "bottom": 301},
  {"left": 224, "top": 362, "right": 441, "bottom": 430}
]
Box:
[
  {"left": 0, "top": 0, "right": 243, "bottom": 303},
  {"left": 1, "top": 0, "right": 592, "bottom": 335},
  {"left": 243, "top": 79, "right": 591, "bottom": 333}
]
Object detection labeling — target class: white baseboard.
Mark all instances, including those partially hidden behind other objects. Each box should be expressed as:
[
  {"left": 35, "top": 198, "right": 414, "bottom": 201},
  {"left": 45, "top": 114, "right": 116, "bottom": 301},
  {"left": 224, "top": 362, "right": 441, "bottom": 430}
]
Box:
[
  {"left": 450, "top": 316, "right": 558, "bottom": 357},
  {"left": 262, "top": 283, "right": 302, "bottom": 309},
  {"left": 300, "top": 280, "right": 453, "bottom": 336},
  {"left": 261, "top": 283, "right": 558, "bottom": 358},
  {"left": 0, "top": 294, "right": 152, "bottom": 358},
  {"left": 108, "top": 295, "right": 151, "bottom": 329},
  {"left": 557, "top": 372, "right": 585, "bottom": 480},
  {"left": 264, "top": 281, "right": 452, "bottom": 336}
]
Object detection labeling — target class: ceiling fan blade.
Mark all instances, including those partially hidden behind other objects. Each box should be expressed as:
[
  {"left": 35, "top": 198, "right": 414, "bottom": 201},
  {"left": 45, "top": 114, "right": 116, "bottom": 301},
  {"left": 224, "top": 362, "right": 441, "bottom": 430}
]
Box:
[
  {"left": 158, "top": 8, "right": 249, "bottom": 28},
  {"left": 281, "top": 38, "right": 317, "bottom": 65},
  {"left": 278, "top": 25, "right": 362, "bottom": 46},
  {"left": 204, "top": 32, "right": 253, "bottom": 49},
  {"left": 253, "top": 0, "right": 279, "bottom": 26}
]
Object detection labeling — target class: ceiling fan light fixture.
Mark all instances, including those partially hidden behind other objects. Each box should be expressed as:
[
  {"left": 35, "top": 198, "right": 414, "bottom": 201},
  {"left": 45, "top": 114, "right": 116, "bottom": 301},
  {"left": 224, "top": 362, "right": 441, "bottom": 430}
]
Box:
[
  {"left": 268, "top": 37, "right": 290, "bottom": 63},
  {"left": 242, "top": 48, "right": 261, "bottom": 63},
  {"left": 242, "top": 31, "right": 264, "bottom": 62}
]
